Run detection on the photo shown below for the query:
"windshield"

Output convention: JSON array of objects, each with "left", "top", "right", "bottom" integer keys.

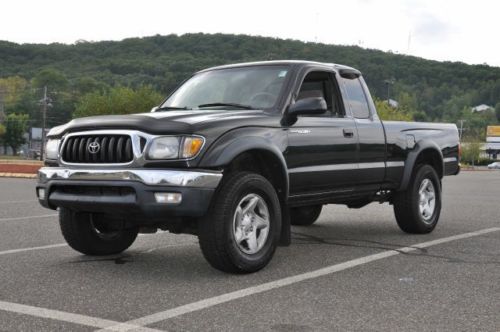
[{"left": 160, "top": 65, "right": 289, "bottom": 110}]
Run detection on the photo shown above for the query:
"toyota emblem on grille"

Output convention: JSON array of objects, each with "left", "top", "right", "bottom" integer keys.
[{"left": 88, "top": 141, "right": 100, "bottom": 154}]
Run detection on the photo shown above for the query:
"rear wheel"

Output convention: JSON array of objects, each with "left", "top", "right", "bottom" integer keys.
[
  {"left": 198, "top": 172, "right": 281, "bottom": 273},
  {"left": 59, "top": 208, "right": 138, "bottom": 255},
  {"left": 393, "top": 164, "right": 442, "bottom": 234},
  {"left": 290, "top": 205, "right": 323, "bottom": 226}
]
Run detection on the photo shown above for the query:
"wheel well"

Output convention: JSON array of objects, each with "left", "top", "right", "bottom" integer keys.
[
  {"left": 415, "top": 148, "right": 443, "bottom": 178},
  {"left": 224, "top": 150, "right": 288, "bottom": 202}
]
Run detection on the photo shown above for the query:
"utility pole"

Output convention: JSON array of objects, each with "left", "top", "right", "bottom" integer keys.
[
  {"left": 39, "top": 86, "right": 52, "bottom": 160},
  {"left": 458, "top": 119, "right": 466, "bottom": 141},
  {"left": 384, "top": 78, "right": 395, "bottom": 103}
]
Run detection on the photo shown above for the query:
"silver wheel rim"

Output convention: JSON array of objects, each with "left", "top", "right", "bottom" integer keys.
[
  {"left": 232, "top": 193, "right": 270, "bottom": 255},
  {"left": 418, "top": 178, "right": 436, "bottom": 223}
]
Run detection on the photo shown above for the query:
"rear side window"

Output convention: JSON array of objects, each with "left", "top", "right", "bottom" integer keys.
[{"left": 342, "top": 78, "right": 370, "bottom": 119}]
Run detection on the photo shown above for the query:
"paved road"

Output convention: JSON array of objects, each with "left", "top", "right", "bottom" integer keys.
[{"left": 0, "top": 171, "right": 498, "bottom": 331}]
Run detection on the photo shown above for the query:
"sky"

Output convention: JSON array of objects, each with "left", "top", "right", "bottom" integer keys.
[{"left": 1, "top": 0, "right": 499, "bottom": 67}]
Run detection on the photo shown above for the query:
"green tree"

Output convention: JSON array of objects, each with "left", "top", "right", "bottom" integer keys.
[
  {"left": 495, "top": 102, "right": 500, "bottom": 123},
  {"left": 458, "top": 106, "right": 497, "bottom": 141},
  {"left": 0, "top": 123, "right": 5, "bottom": 154},
  {"left": 32, "top": 68, "right": 68, "bottom": 90},
  {"left": 0, "top": 76, "right": 28, "bottom": 105},
  {"left": 461, "top": 141, "right": 482, "bottom": 165},
  {"left": 374, "top": 99, "right": 413, "bottom": 121},
  {"left": 3, "top": 113, "right": 29, "bottom": 155},
  {"left": 74, "top": 86, "right": 163, "bottom": 118}
]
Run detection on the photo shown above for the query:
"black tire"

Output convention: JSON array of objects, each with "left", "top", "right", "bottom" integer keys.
[
  {"left": 393, "top": 164, "right": 442, "bottom": 234},
  {"left": 59, "top": 208, "right": 138, "bottom": 255},
  {"left": 198, "top": 172, "right": 281, "bottom": 273},
  {"left": 290, "top": 205, "right": 323, "bottom": 226}
]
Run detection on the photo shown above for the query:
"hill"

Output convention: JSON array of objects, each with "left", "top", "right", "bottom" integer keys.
[{"left": 0, "top": 33, "right": 499, "bottom": 134}]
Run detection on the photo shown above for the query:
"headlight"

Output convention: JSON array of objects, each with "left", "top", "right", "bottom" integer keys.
[
  {"left": 45, "top": 139, "right": 60, "bottom": 160},
  {"left": 147, "top": 136, "right": 204, "bottom": 160}
]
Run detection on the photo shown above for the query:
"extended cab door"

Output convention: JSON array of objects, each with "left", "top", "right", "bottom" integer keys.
[
  {"left": 285, "top": 69, "right": 359, "bottom": 199},
  {"left": 339, "top": 75, "right": 386, "bottom": 190}
]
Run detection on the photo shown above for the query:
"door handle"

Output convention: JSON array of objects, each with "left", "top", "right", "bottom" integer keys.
[{"left": 343, "top": 128, "right": 354, "bottom": 138}]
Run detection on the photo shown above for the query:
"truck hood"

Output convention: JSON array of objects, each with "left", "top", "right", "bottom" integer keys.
[{"left": 48, "top": 109, "right": 275, "bottom": 137}]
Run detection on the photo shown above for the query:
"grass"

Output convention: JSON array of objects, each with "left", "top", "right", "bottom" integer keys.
[{"left": 0, "top": 155, "right": 23, "bottom": 160}]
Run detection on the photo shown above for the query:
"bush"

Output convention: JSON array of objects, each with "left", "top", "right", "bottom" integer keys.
[{"left": 74, "top": 86, "right": 163, "bottom": 118}]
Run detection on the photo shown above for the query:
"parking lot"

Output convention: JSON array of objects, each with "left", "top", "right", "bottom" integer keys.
[{"left": 0, "top": 171, "right": 499, "bottom": 331}]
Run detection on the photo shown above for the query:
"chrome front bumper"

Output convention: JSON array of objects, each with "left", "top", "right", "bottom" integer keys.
[
  {"left": 38, "top": 167, "right": 223, "bottom": 188},
  {"left": 36, "top": 167, "right": 223, "bottom": 216}
]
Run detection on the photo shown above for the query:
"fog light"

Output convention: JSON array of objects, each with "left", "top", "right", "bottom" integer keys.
[
  {"left": 154, "top": 192, "right": 182, "bottom": 204},
  {"left": 37, "top": 188, "right": 46, "bottom": 200}
]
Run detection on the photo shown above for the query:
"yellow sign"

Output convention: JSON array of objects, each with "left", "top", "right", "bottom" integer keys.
[{"left": 487, "top": 126, "right": 500, "bottom": 137}]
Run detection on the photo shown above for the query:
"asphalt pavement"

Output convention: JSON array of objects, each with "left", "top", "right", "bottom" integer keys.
[{"left": 0, "top": 171, "right": 498, "bottom": 331}]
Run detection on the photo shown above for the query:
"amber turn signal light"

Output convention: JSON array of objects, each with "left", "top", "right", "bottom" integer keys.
[{"left": 182, "top": 137, "right": 204, "bottom": 158}]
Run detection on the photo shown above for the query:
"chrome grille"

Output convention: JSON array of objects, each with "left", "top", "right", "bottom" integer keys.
[{"left": 61, "top": 135, "right": 133, "bottom": 164}]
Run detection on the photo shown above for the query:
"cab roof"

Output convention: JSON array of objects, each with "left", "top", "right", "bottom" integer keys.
[{"left": 198, "top": 60, "right": 361, "bottom": 76}]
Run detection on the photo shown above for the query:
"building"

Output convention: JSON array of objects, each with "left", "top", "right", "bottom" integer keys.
[
  {"left": 484, "top": 126, "right": 500, "bottom": 159},
  {"left": 471, "top": 104, "right": 493, "bottom": 113}
]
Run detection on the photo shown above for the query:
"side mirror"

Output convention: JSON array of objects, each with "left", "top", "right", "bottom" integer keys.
[
  {"left": 287, "top": 97, "right": 327, "bottom": 117},
  {"left": 150, "top": 106, "right": 159, "bottom": 112}
]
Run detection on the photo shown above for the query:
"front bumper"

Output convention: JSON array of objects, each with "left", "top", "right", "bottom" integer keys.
[{"left": 36, "top": 167, "right": 222, "bottom": 217}]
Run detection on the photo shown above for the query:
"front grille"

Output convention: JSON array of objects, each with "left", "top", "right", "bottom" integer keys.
[{"left": 61, "top": 135, "right": 133, "bottom": 164}]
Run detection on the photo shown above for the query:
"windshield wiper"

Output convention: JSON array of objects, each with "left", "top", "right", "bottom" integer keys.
[
  {"left": 155, "top": 106, "right": 191, "bottom": 111},
  {"left": 197, "top": 103, "right": 255, "bottom": 110}
]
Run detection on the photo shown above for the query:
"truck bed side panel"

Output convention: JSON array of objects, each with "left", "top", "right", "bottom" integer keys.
[{"left": 383, "top": 121, "right": 460, "bottom": 188}]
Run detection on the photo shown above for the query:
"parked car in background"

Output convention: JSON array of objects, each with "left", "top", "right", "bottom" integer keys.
[{"left": 487, "top": 161, "right": 500, "bottom": 169}]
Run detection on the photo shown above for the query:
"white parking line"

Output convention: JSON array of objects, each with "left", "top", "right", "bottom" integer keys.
[
  {"left": 0, "top": 243, "right": 67, "bottom": 257},
  {"left": 0, "top": 300, "right": 163, "bottom": 332},
  {"left": 0, "top": 214, "right": 57, "bottom": 222},
  {"left": 100, "top": 227, "right": 500, "bottom": 331}
]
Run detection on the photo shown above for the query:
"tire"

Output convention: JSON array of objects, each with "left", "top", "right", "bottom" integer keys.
[
  {"left": 198, "top": 172, "right": 281, "bottom": 273},
  {"left": 290, "top": 205, "right": 323, "bottom": 226},
  {"left": 59, "top": 208, "right": 138, "bottom": 255},
  {"left": 393, "top": 164, "right": 442, "bottom": 234}
]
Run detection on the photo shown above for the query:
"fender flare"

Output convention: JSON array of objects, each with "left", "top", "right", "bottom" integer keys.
[
  {"left": 399, "top": 139, "right": 443, "bottom": 191},
  {"left": 200, "top": 135, "right": 290, "bottom": 200}
]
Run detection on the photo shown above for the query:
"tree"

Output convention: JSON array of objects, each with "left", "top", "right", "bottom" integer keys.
[
  {"left": 461, "top": 141, "right": 481, "bottom": 166},
  {"left": 3, "top": 113, "right": 29, "bottom": 155},
  {"left": 0, "top": 76, "right": 28, "bottom": 105},
  {"left": 0, "top": 123, "right": 4, "bottom": 154},
  {"left": 495, "top": 102, "right": 500, "bottom": 123},
  {"left": 32, "top": 68, "right": 68, "bottom": 90},
  {"left": 374, "top": 99, "right": 413, "bottom": 121},
  {"left": 74, "top": 86, "right": 163, "bottom": 118}
]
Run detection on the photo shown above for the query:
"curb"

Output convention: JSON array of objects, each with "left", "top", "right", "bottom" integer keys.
[
  {"left": 0, "top": 160, "right": 44, "bottom": 166},
  {"left": 0, "top": 172, "right": 37, "bottom": 179}
]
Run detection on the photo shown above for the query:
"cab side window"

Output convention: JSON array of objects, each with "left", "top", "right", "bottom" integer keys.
[
  {"left": 296, "top": 71, "right": 343, "bottom": 117},
  {"left": 342, "top": 78, "right": 371, "bottom": 119}
]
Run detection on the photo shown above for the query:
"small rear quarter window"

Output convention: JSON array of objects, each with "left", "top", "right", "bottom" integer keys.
[{"left": 342, "top": 78, "right": 371, "bottom": 119}]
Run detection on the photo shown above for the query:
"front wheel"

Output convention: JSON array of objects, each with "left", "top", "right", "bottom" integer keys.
[
  {"left": 393, "top": 164, "right": 442, "bottom": 234},
  {"left": 59, "top": 208, "right": 138, "bottom": 255},
  {"left": 198, "top": 172, "right": 281, "bottom": 273}
]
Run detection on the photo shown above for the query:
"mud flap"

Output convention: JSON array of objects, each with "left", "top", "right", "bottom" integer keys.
[{"left": 279, "top": 204, "right": 291, "bottom": 246}]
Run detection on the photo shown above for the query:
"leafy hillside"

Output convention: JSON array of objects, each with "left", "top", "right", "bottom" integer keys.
[{"left": 1, "top": 33, "right": 499, "bottom": 134}]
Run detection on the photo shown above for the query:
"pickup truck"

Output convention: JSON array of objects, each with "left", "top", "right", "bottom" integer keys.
[{"left": 36, "top": 61, "right": 460, "bottom": 273}]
